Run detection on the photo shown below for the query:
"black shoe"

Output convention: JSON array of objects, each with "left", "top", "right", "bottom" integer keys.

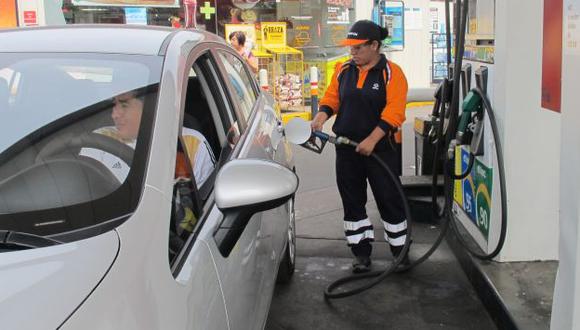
[
  {"left": 390, "top": 244, "right": 411, "bottom": 267},
  {"left": 352, "top": 256, "right": 372, "bottom": 274}
]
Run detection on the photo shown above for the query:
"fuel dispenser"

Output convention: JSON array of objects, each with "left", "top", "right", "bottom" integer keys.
[{"left": 447, "top": 65, "right": 507, "bottom": 260}]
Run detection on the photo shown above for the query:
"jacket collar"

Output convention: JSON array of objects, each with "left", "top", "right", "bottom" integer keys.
[{"left": 348, "top": 54, "right": 387, "bottom": 71}]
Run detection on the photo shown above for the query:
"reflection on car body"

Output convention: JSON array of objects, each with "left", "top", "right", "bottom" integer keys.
[{"left": 0, "top": 25, "right": 297, "bottom": 330}]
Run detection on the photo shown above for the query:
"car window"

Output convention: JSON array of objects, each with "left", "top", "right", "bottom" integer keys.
[
  {"left": 216, "top": 51, "right": 257, "bottom": 122},
  {"left": 0, "top": 53, "right": 162, "bottom": 243}
]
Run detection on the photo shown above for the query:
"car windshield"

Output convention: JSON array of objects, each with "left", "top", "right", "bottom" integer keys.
[{"left": 0, "top": 53, "right": 162, "bottom": 244}]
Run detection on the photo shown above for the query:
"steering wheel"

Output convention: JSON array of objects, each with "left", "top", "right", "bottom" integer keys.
[{"left": 36, "top": 132, "right": 135, "bottom": 165}]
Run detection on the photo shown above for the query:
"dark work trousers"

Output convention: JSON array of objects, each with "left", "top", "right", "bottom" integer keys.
[{"left": 336, "top": 144, "right": 407, "bottom": 257}]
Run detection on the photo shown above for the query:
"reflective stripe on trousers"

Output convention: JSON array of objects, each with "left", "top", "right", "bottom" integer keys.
[
  {"left": 344, "top": 218, "right": 374, "bottom": 245},
  {"left": 383, "top": 219, "right": 407, "bottom": 246}
]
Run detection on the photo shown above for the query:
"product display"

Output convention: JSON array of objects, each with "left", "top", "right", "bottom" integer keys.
[
  {"left": 264, "top": 44, "right": 304, "bottom": 111},
  {"left": 275, "top": 73, "right": 303, "bottom": 109}
]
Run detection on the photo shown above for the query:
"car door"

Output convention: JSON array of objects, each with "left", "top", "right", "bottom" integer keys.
[
  {"left": 209, "top": 46, "right": 289, "bottom": 329},
  {"left": 170, "top": 45, "right": 274, "bottom": 330}
]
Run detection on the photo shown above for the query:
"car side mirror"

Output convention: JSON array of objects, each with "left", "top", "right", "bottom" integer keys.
[{"left": 213, "top": 159, "right": 298, "bottom": 257}]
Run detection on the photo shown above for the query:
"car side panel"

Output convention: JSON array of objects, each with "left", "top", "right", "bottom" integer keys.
[
  {"left": 251, "top": 96, "right": 295, "bottom": 327},
  {"left": 208, "top": 98, "right": 290, "bottom": 330},
  {"left": 204, "top": 210, "right": 267, "bottom": 330},
  {"left": 261, "top": 93, "right": 295, "bottom": 263},
  {"left": 0, "top": 231, "right": 119, "bottom": 330},
  {"left": 60, "top": 187, "right": 228, "bottom": 330}
]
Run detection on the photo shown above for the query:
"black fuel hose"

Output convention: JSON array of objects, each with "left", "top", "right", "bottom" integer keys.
[
  {"left": 431, "top": 79, "right": 451, "bottom": 218},
  {"left": 448, "top": 152, "right": 475, "bottom": 180}
]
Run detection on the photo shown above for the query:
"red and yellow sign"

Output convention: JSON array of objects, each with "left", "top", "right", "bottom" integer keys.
[{"left": 0, "top": 0, "right": 18, "bottom": 28}]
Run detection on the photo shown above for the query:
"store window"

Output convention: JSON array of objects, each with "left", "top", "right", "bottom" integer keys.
[
  {"left": 62, "top": 0, "right": 182, "bottom": 26},
  {"left": 216, "top": 1, "right": 276, "bottom": 37}
]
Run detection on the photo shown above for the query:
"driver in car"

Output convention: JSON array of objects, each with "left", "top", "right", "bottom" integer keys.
[{"left": 80, "top": 90, "right": 215, "bottom": 186}]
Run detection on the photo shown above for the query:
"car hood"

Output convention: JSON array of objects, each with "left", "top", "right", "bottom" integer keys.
[{"left": 0, "top": 230, "right": 120, "bottom": 329}]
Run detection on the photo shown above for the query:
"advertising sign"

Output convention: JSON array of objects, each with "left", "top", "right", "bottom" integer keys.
[
  {"left": 292, "top": 24, "right": 313, "bottom": 47},
  {"left": 124, "top": 7, "right": 147, "bottom": 25},
  {"left": 460, "top": 149, "right": 477, "bottom": 222},
  {"left": 72, "top": 0, "right": 179, "bottom": 7},
  {"left": 541, "top": 0, "right": 563, "bottom": 112},
  {"left": 384, "top": 1, "right": 405, "bottom": 50},
  {"left": 23, "top": 11, "right": 37, "bottom": 25},
  {"left": 261, "top": 22, "right": 286, "bottom": 48},
  {"left": 474, "top": 159, "right": 493, "bottom": 240},
  {"left": 405, "top": 7, "right": 423, "bottom": 30},
  {"left": 327, "top": 5, "right": 350, "bottom": 25},
  {"left": 453, "top": 146, "right": 493, "bottom": 241},
  {"left": 16, "top": 0, "right": 45, "bottom": 26},
  {"left": 453, "top": 147, "right": 464, "bottom": 206},
  {"left": 0, "top": 0, "right": 18, "bottom": 28}
]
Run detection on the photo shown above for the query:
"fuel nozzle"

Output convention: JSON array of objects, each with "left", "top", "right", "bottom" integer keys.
[
  {"left": 284, "top": 118, "right": 359, "bottom": 153},
  {"left": 284, "top": 118, "right": 329, "bottom": 154},
  {"left": 427, "top": 78, "right": 452, "bottom": 143},
  {"left": 313, "top": 131, "right": 358, "bottom": 147},
  {"left": 335, "top": 136, "right": 358, "bottom": 147},
  {"left": 301, "top": 130, "right": 329, "bottom": 154},
  {"left": 309, "top": 131, "right": 358, "bottom": 150},
  {"left": 457, "top": 91, "right": 483, "bottom": 145},
  {"left": 448, "top": 90, "right": 485, "bottom": 160}
]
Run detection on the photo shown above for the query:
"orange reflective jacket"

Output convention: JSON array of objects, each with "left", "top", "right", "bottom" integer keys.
[{"left": 319, "top": 55, "right": 408, "bottom": 143}]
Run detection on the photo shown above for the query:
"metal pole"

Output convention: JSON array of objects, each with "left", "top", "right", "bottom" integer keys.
[
  {"left": 310, "top": 66, "right": 319, "bottom": 118},
  {"left": 445, "top": 0, "right": 452, "bottom": 75},
  {"left": 259, "top": 69, "right": 269, "bottom": 92}
]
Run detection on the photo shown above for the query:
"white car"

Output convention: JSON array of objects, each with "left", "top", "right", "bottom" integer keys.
[{"left": 0, "top": 25, "right": 297, "bottom": 330}]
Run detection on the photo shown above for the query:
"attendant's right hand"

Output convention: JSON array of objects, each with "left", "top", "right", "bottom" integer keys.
[{"left": 310, "top": 112, "right": 329, "bottom": 132}]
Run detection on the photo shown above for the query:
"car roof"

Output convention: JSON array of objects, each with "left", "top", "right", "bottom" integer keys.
[{"left": 0, "top": 25, "right": 224, "bottom": 55}]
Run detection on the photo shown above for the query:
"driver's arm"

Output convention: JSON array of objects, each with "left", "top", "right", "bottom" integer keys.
[
  {"left": 181, "top": 128, "right": 216, "bottom": 187},
  {"left": 79, "top": 127, "right": 132, "bottom": 183}
]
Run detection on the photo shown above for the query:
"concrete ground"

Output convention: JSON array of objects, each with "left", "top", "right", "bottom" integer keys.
[
  {"left": 482, "top": 260, "right": 556, "bottom": 329},
  {"left": 265, "top": 133, "right": 496, "bottom": 330}
]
